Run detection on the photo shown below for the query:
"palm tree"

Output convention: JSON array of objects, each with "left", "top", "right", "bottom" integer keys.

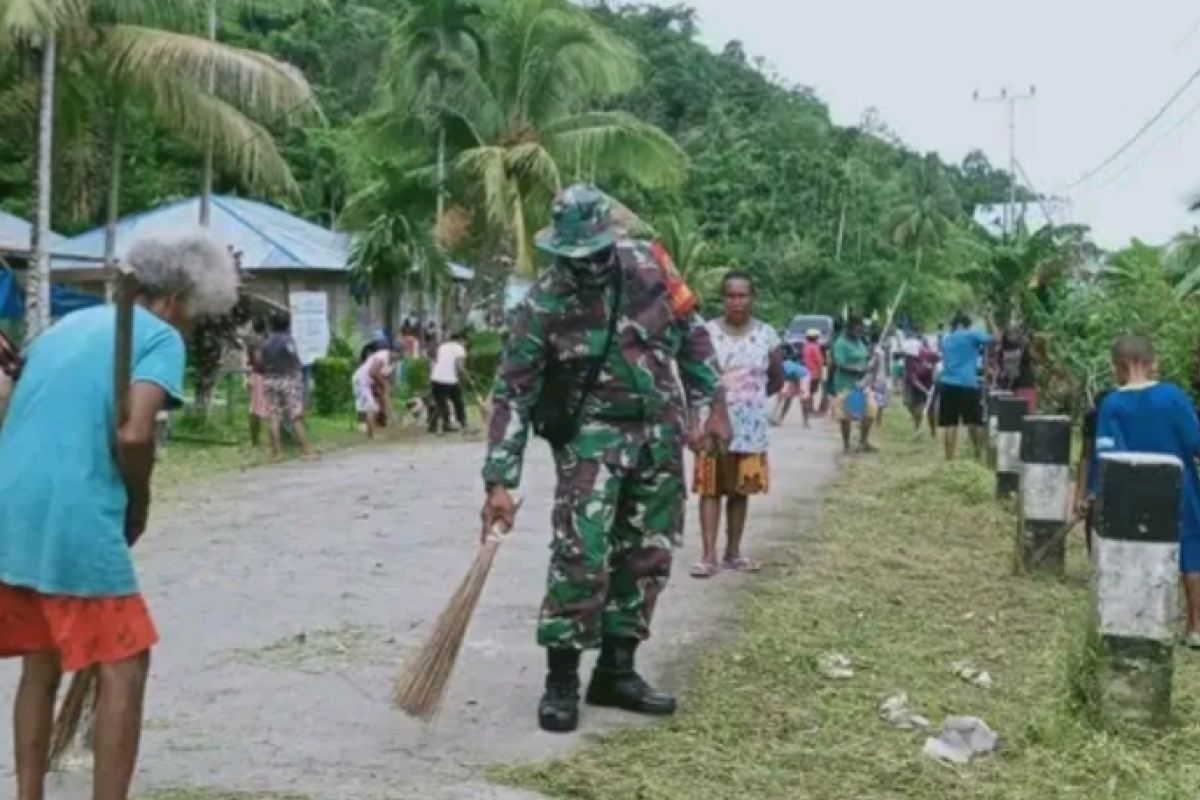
[
  {"left": 1168, "top": 227, "right": 1200, "bottom": 299},
  {"left": 96, "top": 21, "right": 318, "bottom": 275},
  {"left": 655, "top": 214, "right": 726, "bottom": 299},
  {"left": 438, "top": 0, "right": 687, "bottom": 273},
  {"left": 342, "top": 155, "right": 448, "bottom": 332},
  {"left": 883, "top": 154, "right": 960, "bottom": 276},
  {"left": 1, "top": 0, "right": 76, "bottom": 339},
  {"left": 379, "top": 0, "right": 487, "bottom": 224}
]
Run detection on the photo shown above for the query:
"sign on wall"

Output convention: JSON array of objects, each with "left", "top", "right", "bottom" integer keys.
[{"left": 288, "top": 291, "right": 330, "bottom": 366}]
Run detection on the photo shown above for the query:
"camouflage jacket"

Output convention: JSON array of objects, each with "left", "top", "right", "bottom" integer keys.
[{"left": 482, "top": 241, "right": 721, "bottom": 489}]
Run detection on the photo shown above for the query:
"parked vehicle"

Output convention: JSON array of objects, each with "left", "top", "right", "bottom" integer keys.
[{"left": 783, "top": 314, "right": 835, "bottom": 348}]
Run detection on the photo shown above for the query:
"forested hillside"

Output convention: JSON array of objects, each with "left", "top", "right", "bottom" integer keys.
[{"left": 0, "top": 0, "right": 1033, "bottom": 328}]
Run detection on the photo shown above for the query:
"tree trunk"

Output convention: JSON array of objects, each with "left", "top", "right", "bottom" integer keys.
[
  {"left": 436, "top": 125, "right": 446, "bottom": 230},
  {"left": 199, "top": 0, "right": 217, "bottom": 227},
  {"left": 103, "top": 105, "right": 124, "bottom": 303},
  {"left": 25, "top": 32, "right": 56, "bottom": 344},
  {"left": 915, "top": 244, "right": 923, "bottom": 276},
  {"left": 835, "top": 198, "right": 847, "bottom": 262}
]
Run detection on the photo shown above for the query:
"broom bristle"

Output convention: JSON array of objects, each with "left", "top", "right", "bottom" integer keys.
[
  {"left": 49, "top": 666, "right": 99, "bottom": 769},
  {"left": 394, "top": 539, "right": 501, "bottom": 719}
]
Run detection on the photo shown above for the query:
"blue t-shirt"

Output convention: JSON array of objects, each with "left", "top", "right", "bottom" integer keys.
[
  {"left": 1097, "top": 382, "right": 1200, "bottom": 541},
  {"left": 0, "top": 306, "right": 185, "bottom": 596},
  {"left": 939, "top": 329, "right": 993, "bottom": 388}
]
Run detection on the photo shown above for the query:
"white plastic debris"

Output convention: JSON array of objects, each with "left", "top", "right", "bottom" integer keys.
[
  {"left": 951, "top": 661, "right": 995, "bottom": 689},
  {"left": 923, "top": 716, "right": 998, "bottom": 765},
  {"left": 879, "top": 692, "right": 930, "bottom": 730},
  {"left": 818, "top": 652, "right": 855, "bottom": 679}
]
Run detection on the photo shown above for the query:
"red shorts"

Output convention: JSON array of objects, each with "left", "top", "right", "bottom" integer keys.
[{"left": 0, "top": 583, "right": 158, "bottom": 672}]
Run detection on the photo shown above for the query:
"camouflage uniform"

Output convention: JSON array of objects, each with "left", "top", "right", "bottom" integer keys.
[{"left": 483, "top": 239, "right": 721, "bottom": 650}]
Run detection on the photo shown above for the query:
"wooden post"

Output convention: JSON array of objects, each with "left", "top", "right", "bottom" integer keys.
[
  {"left": 986, "top": 390, "right": 1012, "bottom": 470},
  {"left": 1093, "top": 452, "right": 1182, "bottom": 728},
  {"left": 1018, "top": 415, "right": 1071, "bottom": 574},
  {"left": 113, "top": 265, "right": 137, "bottom": 425},
  {"left": 994, "top": 396, "right": 1025, "bottom": 500}
]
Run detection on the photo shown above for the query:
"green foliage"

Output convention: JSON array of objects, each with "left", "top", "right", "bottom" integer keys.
[
  {"left": 310, "top": 356, "right": 354, "bottom": 416},
  {"left": 464, "top": 328, "right": 501, "bottom": 395},
  {"left": 326, "top": 315, "right": 359, "bottom": 359},
  {"left": 1033, "top": 241, "right": 1200, "bottom": 413},
  {"left": 402, "top": 355, "right": 431, "bottom": 397}
]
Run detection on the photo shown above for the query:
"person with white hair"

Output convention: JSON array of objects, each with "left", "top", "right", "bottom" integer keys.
[{"left": 0, "top": 233, "right": 238, "bottom": 800}]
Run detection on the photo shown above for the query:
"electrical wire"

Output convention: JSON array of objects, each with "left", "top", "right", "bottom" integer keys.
[
  {"left": 1061, "top": 61, "right": 1200, "bottom": 191},
  {"left": 1083, "top": 91, "right": 1200, "bottom": 194}
]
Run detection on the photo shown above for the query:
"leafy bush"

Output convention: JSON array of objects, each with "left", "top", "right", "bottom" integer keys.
[
  {"left": 403, "top": 357, "right": 431, "bottom": 398},
  {"left": 465, "top": 330, "right": 504, "bottom": 396},
  {"left": 311, "top": 357, "right": 354, "bottom": 416},
  {"left": 327, "top": 314, "right": 362, "bottom": 360}
]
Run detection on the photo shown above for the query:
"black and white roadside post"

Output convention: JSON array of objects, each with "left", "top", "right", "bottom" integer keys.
[
  {"left": 1093, "top": 453, "right": 1182, "bottom": 727},
  {"left": 986, "top": 390, "right": 1012, "bottom": 470},
  {"left": 994, "top": 396, "right": 1026, "bottom": 500},
  {"left": 1018, "top": 415, "right": 1072, "bottom": 574}
]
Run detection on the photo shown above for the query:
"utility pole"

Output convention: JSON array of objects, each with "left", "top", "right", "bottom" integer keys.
[{"left": 973, "top": 86, "right": 1036, "bottom": 238}]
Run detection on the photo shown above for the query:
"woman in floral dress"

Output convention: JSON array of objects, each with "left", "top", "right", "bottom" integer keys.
[{"left": 691, "top": 271, "right": 784, "bottom": 578}]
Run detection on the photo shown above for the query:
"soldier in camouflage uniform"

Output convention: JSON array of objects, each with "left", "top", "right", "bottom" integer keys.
[{"left": 481, "top": 184, "right": 728, "bottom": 733}]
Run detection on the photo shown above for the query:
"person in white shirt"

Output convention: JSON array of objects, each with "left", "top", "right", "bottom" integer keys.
[{"left": 430, "top": 331, "right": 468, "bottom": 433}]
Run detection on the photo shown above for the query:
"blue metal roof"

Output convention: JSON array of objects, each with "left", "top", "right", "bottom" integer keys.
[
  {"left": 51, "top": 195, "right": 350, "bottom": 272},
  {"left": 0, "top": 209, "right": 64, "bottom": 252}
]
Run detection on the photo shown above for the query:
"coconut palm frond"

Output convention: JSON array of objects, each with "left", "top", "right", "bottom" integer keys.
[
  {"left": 105, "top": 24, "right": 319, "bottom": 121},
  {"left": 145, "top": 76, "right": 298, "bottom": 194},
  {"left": 0, "top": 0, "right": 86, "bottom": 40},
  {"left": 547, "top": 111, "right": 687, "bottom": 189}
]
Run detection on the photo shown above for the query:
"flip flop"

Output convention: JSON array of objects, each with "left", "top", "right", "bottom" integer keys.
[
  {"left": 722, "top": 556, "right": 761, "bottom": 573},
  {"left": 689, "top": 561, "right": 719, "bottom": 579}
]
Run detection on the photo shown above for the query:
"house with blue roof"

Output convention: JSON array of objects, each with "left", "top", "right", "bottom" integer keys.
[{"left": 50, "top": 194, "right": 475, "bottom": 338}]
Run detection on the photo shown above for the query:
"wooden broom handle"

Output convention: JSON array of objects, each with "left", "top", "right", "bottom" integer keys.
[{"left": 113, "top": 265, "right": 138, "bottom": 427}]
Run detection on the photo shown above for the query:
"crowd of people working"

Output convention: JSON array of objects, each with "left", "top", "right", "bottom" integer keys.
[{"left": 240, "top": 313, "right": 473, "bottom": 453}]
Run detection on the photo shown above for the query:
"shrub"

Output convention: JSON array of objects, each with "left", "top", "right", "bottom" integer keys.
[
  {"left": 466, "top": 330, "right": 504, "bottom": 397},
  {"left": 403, "top": 357, "right": 432, "bottom": 398},
  {"left": 312, "top": 357, "right": 354, "bottom": 416}
]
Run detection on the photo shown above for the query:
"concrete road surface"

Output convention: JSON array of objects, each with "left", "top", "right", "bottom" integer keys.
[{"left": 0, "top": 417, "right": 839, "bottom": 800}]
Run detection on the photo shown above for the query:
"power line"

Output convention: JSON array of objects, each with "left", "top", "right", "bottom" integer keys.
[
  {"left": 1083, "top": 90, "right": 1200, "bottom": 194},
  {"left": 1013, "top": 159, "right": 1060, "bottom": 227},
  {"left": 1177, "top": 13, "right": 1200, "bottom": 51},
  {"left": 1062, "top": 61, "right": 1200, "bottom": 191}
]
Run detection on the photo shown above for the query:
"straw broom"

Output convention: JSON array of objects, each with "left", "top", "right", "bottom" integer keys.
[
  {"left": 48, "top": 265, "right": 138, "bottom": 769},
  {"left": 393, "top": 501, "right": 520, "bottom": 720}
]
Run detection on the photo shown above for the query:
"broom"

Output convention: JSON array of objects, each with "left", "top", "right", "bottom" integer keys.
[
  {"left": 48, "top": 264, "right": 139, "bottom": 770},
  {"left": 393, "top": 499, "right": 521, "bottom": 720}
]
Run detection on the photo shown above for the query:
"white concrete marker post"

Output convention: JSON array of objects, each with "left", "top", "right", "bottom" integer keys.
[
  {"left": 1093, "top": 452, "right": 1182, "bottom": 728},
  {"left": 1018, "top": 415, "right": 1071, "bottom": 574},
  {"left": 994, "top": 396, "right": 1026, "bottom": 500},
  {"left": 986, "top": 390, "right": 1012, "bottom": 470}
]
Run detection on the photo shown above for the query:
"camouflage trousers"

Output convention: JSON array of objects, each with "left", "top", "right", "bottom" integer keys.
[{"left": 538, "top": 435, "right": 685, "bottom": 650}]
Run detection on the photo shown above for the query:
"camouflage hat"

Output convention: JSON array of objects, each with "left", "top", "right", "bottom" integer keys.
[{"left": 535, "top": 183, "right": 617, "bottom": 259}]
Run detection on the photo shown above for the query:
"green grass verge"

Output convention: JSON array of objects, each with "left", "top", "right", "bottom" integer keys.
[{"left": 493, "top": 421, "right": 1200, "bottom": 799}]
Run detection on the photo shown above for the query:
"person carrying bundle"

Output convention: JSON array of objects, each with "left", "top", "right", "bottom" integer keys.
[
  {"left": 480, "top": 184, "right": 729, "bottom": 734},
  {"left": 0, "top": 235, "right": 240, "bottom": 800}
]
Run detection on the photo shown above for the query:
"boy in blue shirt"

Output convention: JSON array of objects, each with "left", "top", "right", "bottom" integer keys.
[
  {"left": 1096, "top": 335, "right": 1200, "bottom": 647},
  {"left": 937, "top": 312, "right": 994, "bottom": 460}
]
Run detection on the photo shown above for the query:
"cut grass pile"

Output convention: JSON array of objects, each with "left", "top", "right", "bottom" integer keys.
[
  {"left": 495, "top": 422, "right": 1200, "bottom": 799},
  {"left": 231, "top": 624, "right": 393, "bottom": 670}
]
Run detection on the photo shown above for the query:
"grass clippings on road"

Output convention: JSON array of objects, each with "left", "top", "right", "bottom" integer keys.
[
  {"left": 139, "top": 790, "right": 309, "bottom": 800},
  {"left": 232, "top": 624, "right": 394, "bottom": 670},
  {"left": 494, "top": 421, "right": 1200, "bottom": 799}
]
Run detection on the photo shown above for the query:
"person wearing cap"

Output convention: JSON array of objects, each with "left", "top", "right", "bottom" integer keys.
[
  {"left": 480, "top": 183, "right": 729, "bottom": 733},
  {"left": 801, "top": 328, "right": 824, "bottom": 427}
]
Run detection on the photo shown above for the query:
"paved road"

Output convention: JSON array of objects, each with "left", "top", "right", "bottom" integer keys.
[{"left": 0, "top": 417, "right": 839, "bottom": 800}]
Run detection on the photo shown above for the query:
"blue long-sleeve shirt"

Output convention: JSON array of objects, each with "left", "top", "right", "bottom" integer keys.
[{"left": 1096, "top": 382, "right": 1200, "bottom": 540}]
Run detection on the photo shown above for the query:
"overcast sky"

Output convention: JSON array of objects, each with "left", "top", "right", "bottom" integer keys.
[{"left": 651, "top": 0, "right": 1200, "bottom": 249}]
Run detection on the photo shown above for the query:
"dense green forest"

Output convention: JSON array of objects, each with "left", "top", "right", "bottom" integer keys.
[{"left": 6, "top": 0, "right": 1200, "bottom": 407}]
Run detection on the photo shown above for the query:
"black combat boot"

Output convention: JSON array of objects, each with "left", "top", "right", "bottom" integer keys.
[
  {"left": 539, "top": 648, "right": 581, "bottom": 733},
  {"left": 585, "top": 636, "right": 676, "bottom": 716}
]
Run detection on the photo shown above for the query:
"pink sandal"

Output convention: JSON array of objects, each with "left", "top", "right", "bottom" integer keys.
[{"left": 689, "top": 561, "right": 719, "bottom": 579}]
